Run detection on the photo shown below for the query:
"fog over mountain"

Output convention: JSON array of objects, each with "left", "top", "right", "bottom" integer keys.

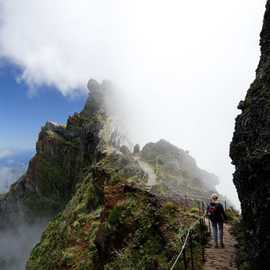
[
  {"left": 0, "top": 80, "right": 227, "bottom": 270},
  {"left": 0, "top": 149, "right": 33, "bottom": 193},
  {"left": 0, "top": 0, "right": 267, "bottom": 206}
]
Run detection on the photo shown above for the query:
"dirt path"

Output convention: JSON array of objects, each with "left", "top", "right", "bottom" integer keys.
[
  {"left": 134, "top": 156, "right": 157, "bottom": 187},
  {"left": 203, "top": 223, "right": 237, "bottom": 270}
]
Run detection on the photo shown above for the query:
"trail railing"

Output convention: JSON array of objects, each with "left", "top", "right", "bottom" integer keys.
[{"left": 170, "top": 216, "right": 208, "bottom": 270}]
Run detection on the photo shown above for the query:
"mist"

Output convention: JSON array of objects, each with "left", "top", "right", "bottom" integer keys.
[
  {"left": 0, "top": 0, "right": 267, "bottom": 206},
  {"left": 0, "top": 167, "right": 19, "bottom": 193},
  {"left": 0, "top": 222, "right": 47, "bottom": 270},
  {"left": 0, "top": 149, "right": 32, "bottom": 193},
  {"left": 0, "top": 147, "right": 44, "bottom": 269}
]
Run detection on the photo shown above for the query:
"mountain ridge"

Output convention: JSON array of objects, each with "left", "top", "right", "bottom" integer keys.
[{"left": 0, "top": 80, "right": 220, "bottom": 269}]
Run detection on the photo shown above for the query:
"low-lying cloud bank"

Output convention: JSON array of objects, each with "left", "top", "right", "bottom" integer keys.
[
  {"left": 0, "top": 149, "right": 33, "bottom": 193},
  {"left": 0, "top": 221, "right": 47, "bottom": 270},
  {"left": 0, "top": 167, "right": 20, "bottom": 193}
]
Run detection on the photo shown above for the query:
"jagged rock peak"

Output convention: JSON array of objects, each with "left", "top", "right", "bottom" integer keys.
[
  {"left": 42, "top": 121, "right": 65, "bottom": 133},
  {"left": 0, "top": 79, "right": 111, "bottom": 229},
  {"left": 82, "top": 79, "right": 114, "bottom": 117}
]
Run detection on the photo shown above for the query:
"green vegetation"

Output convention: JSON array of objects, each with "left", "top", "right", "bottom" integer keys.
[
  {"left": 232, "top": 220, "right": 253, "bottom": 270},
  {"left": 4, "top": 84, "right": 214, "bottom": 269},
  {"left": 27, "top": 175, "right": 102, "bottom": 270},
  {"left": 190, "top": 207, "right": 200, "bottom": 215},
  {"left": 140, "top": 140, "right": 218, "bottom": 202},
  {"left": 172, "top": 221, "right": 208, "bottom": 270},
  {"left": 225, "top": 207, "right": 240, "bottom": 223},
  {"left": 27, "top": 154, "right": 209, "bottom": 270}
]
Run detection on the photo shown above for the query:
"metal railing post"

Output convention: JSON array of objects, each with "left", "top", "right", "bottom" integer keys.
[
  {"left": 170, "top": 210, "right": 208, "bottom": 270},
  {"left": 208, "top": 219, "right": 211, "bottom": 233},
  {"left": 202, "top": 201, "right": 205, "bottom": 215},
  {"left": 200, "top": 219, "right": 206, "bottom": 262},
  {"left": 183, "top": 249, "right": 188, "bottom": 270},
  {"left": 189, "top": 232, "right": 195, "bottom": 270}
]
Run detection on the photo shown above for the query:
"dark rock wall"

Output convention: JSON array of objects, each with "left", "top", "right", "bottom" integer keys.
[{"left": 230, "top": 1, "right": 270, "bottom": 268}]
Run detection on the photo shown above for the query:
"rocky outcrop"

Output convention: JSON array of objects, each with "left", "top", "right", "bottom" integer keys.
[
  {"left": 0, "top": 80, "right": 110, "bottom": 269},
  {"left": 141, "top": 139, "right": 219, "bottom": 202},
  {"left": 26, "top": 146, "right": 206, "bottom": 269},
  {"left": 25, "top": 104, "right": 208, "bottom": 270},
  {"left": 24, "top": 88, "right": 215, "bottom": 269},
  {"left": 0, "top": 79, "right": 107, "bottom": 228},
  {"left": 0, "top": 79, "right": 219, "bottom": 269},
  {"left": 230, "top": 1, "right": 270, "bottom": 269}
]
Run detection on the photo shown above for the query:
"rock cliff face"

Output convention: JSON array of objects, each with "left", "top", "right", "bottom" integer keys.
[
  {"left": 230, "top": 1, "right": 270, "bottom": 269},
  {"left": 0, "top": 79, "right": 218, "bottom": 269},
  {"left": 0, "top": 80, "right": 108, "bottom": 269},
  {"left": 25, "top": 85, "right": 212, "bottom": 269},
  {"left": 0, "top": 80, "right": 106, "bottom": 229}
]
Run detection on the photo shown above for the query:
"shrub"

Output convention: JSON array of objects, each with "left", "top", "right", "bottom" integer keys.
[
  {"left": 225, "top": 207, "right": 240, "bottom": 223},
  {"left": 163, "top": 201, "right": 178, "bottom": 212},
  {"left": 108, "top": 206, "right": 124, "bottom": 226},
  {"left": 190, "top": 207, "right": 200, "bottom": 214}
]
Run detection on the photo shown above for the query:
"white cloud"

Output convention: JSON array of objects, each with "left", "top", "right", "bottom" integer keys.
[
  {"left": 0, "top": 167, "right": 13, "bottom": 192},
  {"left": 0, "top": 166, "right": 23, "bottom": 193},
  {"left": 0, "top": 0, "right": 267, "bottom": 206},
  {"left": 0, "top": 149, "right": 14, "bottom": 159},
  {"left": 0, "top": 149, "right": 31, "bottom": 192}
]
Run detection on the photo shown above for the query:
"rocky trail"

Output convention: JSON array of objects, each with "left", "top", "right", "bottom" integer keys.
[
  {"left": 203, "top": 223, "right": 237, "bottom": 270},
  {"left": 134, "top": 156, "right": 157, "bottom": 187}
]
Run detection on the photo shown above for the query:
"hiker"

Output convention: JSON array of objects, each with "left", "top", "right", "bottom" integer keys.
[{"left": 207, "top": 193, "right": 227, "bottom": 248}]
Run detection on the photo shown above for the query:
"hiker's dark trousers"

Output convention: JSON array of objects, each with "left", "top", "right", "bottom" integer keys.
[{"left": 211, "top": 221, "right": 223, "bottom": 244}]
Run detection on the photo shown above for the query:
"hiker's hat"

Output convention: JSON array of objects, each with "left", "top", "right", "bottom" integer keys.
[{"left": 211, "top": 193, "right": 219, "bottom": 201}]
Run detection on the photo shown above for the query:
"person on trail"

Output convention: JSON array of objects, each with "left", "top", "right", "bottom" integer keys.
[{"left": 207, "top": 193, "right": 227, "bottom": 248}]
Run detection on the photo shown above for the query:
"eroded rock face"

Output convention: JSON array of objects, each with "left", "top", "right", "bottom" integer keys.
[
  {"left": 230, "top": 1, "right": 270, "bottom": 268},
  {"left": 0, "top": 78, "right": 219, "bottom": 269},
  {"left": 26, "top": 149, "right": 201, "bottom": 270},
  {"left": 0, "top": 79, "right": 107, "bottom": 228},
  {"left": 0, "top": 80, "right": 109, "bottom": 269},
  {"left": 25, "top": 94, "right": 213, "bottom": 269}
]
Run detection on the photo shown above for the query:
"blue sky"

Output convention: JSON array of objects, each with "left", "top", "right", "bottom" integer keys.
[
  {"left": 0, "top": 62, "right": 86, "bottom": 151},
  {"left": 0, "top": 0, "right": 266, "bottom": 206}
]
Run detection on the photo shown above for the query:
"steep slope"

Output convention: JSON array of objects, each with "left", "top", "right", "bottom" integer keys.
[
  {"left": 0, "top": 79, "right": 219, "bottom": 269},
  {"left": 25, "top": 87, "right": 210, "bottom": 269},
  {"left": 0, "top": 79, "right": 106, "bottom": 227},
  {"left": 0, "top": 79, "right": 107, "bottom": 269},
  {"left": 27, "top": 150, "right": 199, "bottom": 270},
  {"left": 230, "top": 1, "right": 270, "bottom": 269}
]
